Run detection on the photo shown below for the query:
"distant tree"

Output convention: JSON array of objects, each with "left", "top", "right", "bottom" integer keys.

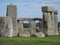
[
  {"left": 58, "top": 22, "right": 60, "bottom": 27},
  {"left": 23, "top": 23, "right": 29, "bottom": 28}
]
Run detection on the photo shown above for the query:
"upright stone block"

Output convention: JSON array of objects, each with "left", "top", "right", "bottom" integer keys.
[
  {"left": 0, "top": 17, "right": 5, "bottom": 36},
  {"left": 29, "top": 20, "right": 36, "bottom": 36},
  {"left": 17, "top": 20, "right": 24, "bottom": 36},
  {"left": 6, "top": 4, "right": 17, "bottom": 36},
  {"left": 54, "top": 10, "right": 59, "bottom": 35},
  {"left": 4, "top": 16, "right": 13, "bottom": 37}
]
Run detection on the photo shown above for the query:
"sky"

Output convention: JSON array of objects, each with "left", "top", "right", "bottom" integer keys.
[{"left": 0, "top": 0, "right": 60, "bottom": 21}]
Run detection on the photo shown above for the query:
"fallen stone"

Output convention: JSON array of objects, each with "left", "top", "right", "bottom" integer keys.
[{"left": 34, "top": 32, "right": 45, "bottom": 38}]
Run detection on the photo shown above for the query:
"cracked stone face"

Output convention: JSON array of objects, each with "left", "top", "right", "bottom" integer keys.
[{"left": 0, "top": 17, "right": 5, "bottom": 36}]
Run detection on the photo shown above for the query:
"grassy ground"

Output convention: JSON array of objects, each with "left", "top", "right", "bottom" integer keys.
[{"left": 0, "top": 36, "right": 60, "bottom": 45}]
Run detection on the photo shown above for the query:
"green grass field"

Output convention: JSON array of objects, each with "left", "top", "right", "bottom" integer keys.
[{"left": 0, "top": 36, "right": 60, "bottom": 45}]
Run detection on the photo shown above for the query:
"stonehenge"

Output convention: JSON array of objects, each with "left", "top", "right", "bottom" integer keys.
[{"left": 0, "top": 4, "right": 59, "bottom": 37}]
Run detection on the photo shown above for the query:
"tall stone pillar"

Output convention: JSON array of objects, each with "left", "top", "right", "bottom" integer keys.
[
  {"left": 42, "top": 11, "right": 49, "bottom": 35},
  {"left": 54, "top": 10, "right": 59, "bottom": 35},
  {"left": 29, "top": 20, "right": 36, "bottom": 36},
  {"left": 6, "top": 4, "right": 17, "bottom": 36},
  {"left": 17, "top": 20, "right": 24, "bottom": 36},
  {"left": 42, "top": 11, "right": 53, "bottom": 35},
  {"left": 47, "top": 12, "right": 54, "bottom": 35},
  {"left": 42, "top": 6, "right": 58, "bottom": 35}
]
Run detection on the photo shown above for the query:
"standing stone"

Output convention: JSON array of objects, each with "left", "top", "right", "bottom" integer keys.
[
  {"left": 4, "top": 16, "right": 13, "bottom": 37},
  {"left": 42, "top": 11, "right": 48, "bottom": 35},
  {"left": 17, "top": 20, "right": 24, "bottom": 36},
  {"left": 42, "top": 6, "right": 59, "bottom": 35},
  {"left": 29, "top": 20, "right": 36, "bottom": 36},
  {"left": 54, "top": 10, "right": 59, "bottom": 35},
  {"left": 6, "top": 4, "right": 17, "bottom": 36},
  {"left": 47, "top": 11, "right": 54, "bottom": 35},
  {"left": 0, "top": 17, "right": 5, "bottom": 36}
]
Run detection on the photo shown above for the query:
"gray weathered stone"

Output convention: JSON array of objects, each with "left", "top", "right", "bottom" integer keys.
[
  {"left": 34, "top": 32, "right": 45, "bottom": 38},
  {"left": 42, "top": 6, "right": 59, "bottom": 35},
  {"left": 42, "top": 6, "right": 54, "bottom": 12},
  {"left": 29, "top": 20, "right": 36, "bottom": 36},
  {"left": 4, "top": 16, "right": 13, "bottom": 37},
  {"left": 54, "top": 10, "right": 59, "bottom": 35},
  {"left": 17, "top": 20, "right": 24, "bottom": 36},
  {"left": 6, "top": 4, "right": 18, "bottom": 36},
  {"left": 0, "top": 17, "right": 5, "bottom": 36}
]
